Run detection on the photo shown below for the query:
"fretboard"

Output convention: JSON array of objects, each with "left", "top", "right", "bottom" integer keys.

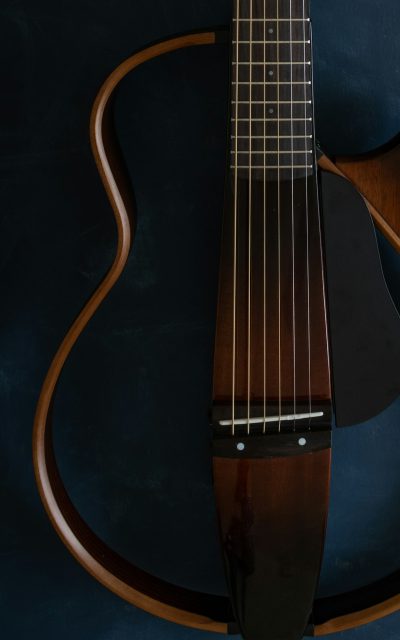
[{"left": 231, "top": 0, "right": 314, "bottom": 180}]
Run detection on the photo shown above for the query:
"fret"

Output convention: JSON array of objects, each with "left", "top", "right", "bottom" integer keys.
[
  {"left": 231, "top": 151, "right": 314, "bottom": 158},
  {"left": 234, "top": 0, "right": 310, "bottom": 19},
  {"left": 232, "top": 21, "right": 310, "bottom": 42},
  {"left": 231, "top": 139, "right": 314, "bottom": 168},
  {"left": 235, "top": 85, "right": 311, "bottom": 106},
  {"left": 234, "top": 100, "right": 311, "bottom": 103},
  {"left": 232, "top": 41, "right": 311, "bottom": 63},
  {"left": 232, "top": 135, "right": 313, "bottom": 137},
  {"left": 233, "top": 19, "right": 310, "bottom": 22},
  {"left": 231, "top": 136, "right": 314, "bottom": 153},
  {"left": 232, "top": 136, "right": 312, "bottom": 141},
  {"left": 233, "top": 121, "right": 313, "bottom": 138},
  {"left": 234, "top": 101, "right": 311, "bottom": 104},
  {"left": 233, "top": 118, "right": 312, "bottom": 122},
  {"left": 231, "top": 148, "right": 313, "bottom": 164},
  {"left": 235, "top": 81, "right": 311, "bottom": 84},
  {"left": 233, "top": 66, "right": 311, "bottom": 83},
  {"left": 233, "top": 61, "right": 311, "bottom": 65},
  {"left": 231, "top": 165, "right": 313, "bottom": 169},
  {"left": 233, "top": 40, "right": 310, "bottom": 43},
  {"left": 229, "top": 166, "right": 314, "bottom": 181},
  {"left": 233, "top": 105, "right": 311, "bottom": 117},
  {"left": 230, "top": 0, "right": 314, "bottom": 181}
]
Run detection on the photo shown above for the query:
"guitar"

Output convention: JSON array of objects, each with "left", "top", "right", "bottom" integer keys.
[{"left": 33, "top": 2, "right": 400, "bottom": 639}]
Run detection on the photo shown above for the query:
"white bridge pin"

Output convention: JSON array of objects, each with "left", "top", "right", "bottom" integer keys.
[
  {"left": 237, "top": 442, "right": 245, "bottom": 451},
  {"left": 298, "top": 438, "right": 307, "bottom": 447}
]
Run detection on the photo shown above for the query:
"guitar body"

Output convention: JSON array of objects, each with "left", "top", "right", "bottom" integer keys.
[
  {"left": 32, "top": 20, "right": 400, "bottom": 640},
  {"left": 336, "top": 140, "right": 400, "bottom": 253}
]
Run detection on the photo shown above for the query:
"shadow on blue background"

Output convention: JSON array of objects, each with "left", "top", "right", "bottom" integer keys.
[{"left": 1, "top": 1, "right": 400, "bottom": 638}]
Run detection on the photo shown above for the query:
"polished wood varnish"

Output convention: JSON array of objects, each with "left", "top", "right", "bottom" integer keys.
[{"left": 213, "top": 444, "right": 331, "bottom": 639}]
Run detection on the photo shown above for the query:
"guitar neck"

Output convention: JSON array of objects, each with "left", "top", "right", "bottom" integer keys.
[{"left": 231, "top": 0, "right": 314, "bottom": 181}]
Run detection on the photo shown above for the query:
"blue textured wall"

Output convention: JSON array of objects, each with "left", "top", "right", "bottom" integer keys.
[{"left": 1, "top": 1, "right": 400, "bottom": 638}]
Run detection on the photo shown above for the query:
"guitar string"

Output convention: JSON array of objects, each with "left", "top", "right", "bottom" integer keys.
[
  {"left": 303, "top": 0, "right": 312, "bottom": 429},
  {"left": 232, "top": 0, "right": 240, "bottom": 437},
  {"left": 263, "top": 0, "right": 267, "bottom": 434},
  {"left": 277, "top": 0, "right": 282, "bottom": 432},
  {"left": 290, "top": 0, "right": 297, "bottom": 432},
  {"left": 247, "top": 0, "right": 254, "bottom": 436},
  {"left": 312, "top": 10, "right": 332, "bottom": 414}
]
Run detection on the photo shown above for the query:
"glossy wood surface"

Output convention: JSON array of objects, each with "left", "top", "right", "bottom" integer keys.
[
  {"left": 213, "top": 174, "right": 331, "bottom": 414},
  {"left": 32, "top": 31, "right": 400, "bottom": 638},
  {"left": 213, "top": 444, "right": 331, "bottom": 640},
  {"left": 336, "top": 144, "right": 400, "bottom": 252}
]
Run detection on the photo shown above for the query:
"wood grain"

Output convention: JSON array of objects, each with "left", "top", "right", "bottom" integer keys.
[
  {"left": 213, "top": 446, "right": 331, "bottom": 639},
  {"left": 319, "top": 148, "right": 400, "bottom": 252}
]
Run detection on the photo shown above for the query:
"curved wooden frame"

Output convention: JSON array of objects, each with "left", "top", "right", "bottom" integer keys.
[{"left": 33, "top": 30, "right": 400, "bottom": 637}]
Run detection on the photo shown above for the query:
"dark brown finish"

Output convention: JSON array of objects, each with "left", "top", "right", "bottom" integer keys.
[
  {"left": 213, "top": 3, "right": 333, "bottom": 634},
  {"left": 213, "top": 429, "right": 331, "bottom": 458},
  {"left": 230, "top": 0, "right": 313, "bottom": 181},
  {"left": 319, "top": 151, "right": 400, "bottom": 253},
  {"left": 213, "top": 175, "right": 331, "bottom": 412},
  {"left": 336, "top": 145, "right": 400, "bottom": 252},
  {"left": 32, "top": 30, "right": 400, "bottom": 638},
  {"left": 213, "top": 445, "right": 331, "bottom": 639}
]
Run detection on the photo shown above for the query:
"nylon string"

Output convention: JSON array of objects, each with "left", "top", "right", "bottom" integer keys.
[
  {"left": 290, "top": 0, "right": 297, "bottom": 432},
  {"left": 303, "top": 0, "right": 312, "bottom": 429},
  {"left": 247, "top": 0, "right": 254, "bottom": 436},
  {"left": 263, "top": 0, "right": 267, "bottom": 433},
  {"left": 232, "top": 0, "right": 240, "bottom": 437},
  {"left": 277, "top": 0, "right": 282, "bottom": 432}
]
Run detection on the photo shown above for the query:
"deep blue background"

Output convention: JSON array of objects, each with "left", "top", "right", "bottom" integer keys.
[{"left": 1, "top": 1, "right": 400, "bottom": 638}]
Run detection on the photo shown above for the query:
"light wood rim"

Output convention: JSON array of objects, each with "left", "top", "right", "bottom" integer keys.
[
  {"left": 33, "top": 30, "right": 231, "bottom": 635},
  {"left": 32, "top": 30, "right": 400, "bottom": 637},
  {"left": 318, "top": 154, "right": 400, "bottom": 252}
]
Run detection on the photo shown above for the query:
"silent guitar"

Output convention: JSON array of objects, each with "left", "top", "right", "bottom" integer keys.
[{"left": 33, "top": 1, "right": 400, "bottom": 639}]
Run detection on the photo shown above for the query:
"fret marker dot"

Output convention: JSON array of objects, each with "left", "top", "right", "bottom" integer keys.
[
  {"left": 298, "top": 438, "right": 307, "bottom": 447},
  {"left": 237, "top": 442, "right": 245, "bottom": 452},
  {"left": 268, "top": 70, "right": 274, "bottom": 76},
  {"left": 268, "top": 28, "right": 273, "bottom": 34},
  {"left": 269, "top": 108, "right": 274, "bottom": 114}
]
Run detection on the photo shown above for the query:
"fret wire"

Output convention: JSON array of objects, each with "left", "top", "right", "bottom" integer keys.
[
  {"left": 236, "top": 81, "right": 312, "bottom": 84},
  {"left": 232, "top": 135, "right": 313, "bottom": 138},
  {"left": 233, "top": 18, "right": 310, "bottom": 21},
  {"left": 233, "top": 40, "right": 310, "bottom": 44},
  {"left": 231, "top": 150, "right": 313, "bottom": 154},
  {"left": 233, "top": 61, "right": 311, "bottom": 65},
  {"left": 231, "top": 164, "right": 314, "bottom": 171},
  {"left": 233, "top": 117, "right": 312, "bottom": 121},
  {"left": 233, "top": 100, "right": 312, "bottom": 103}
]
